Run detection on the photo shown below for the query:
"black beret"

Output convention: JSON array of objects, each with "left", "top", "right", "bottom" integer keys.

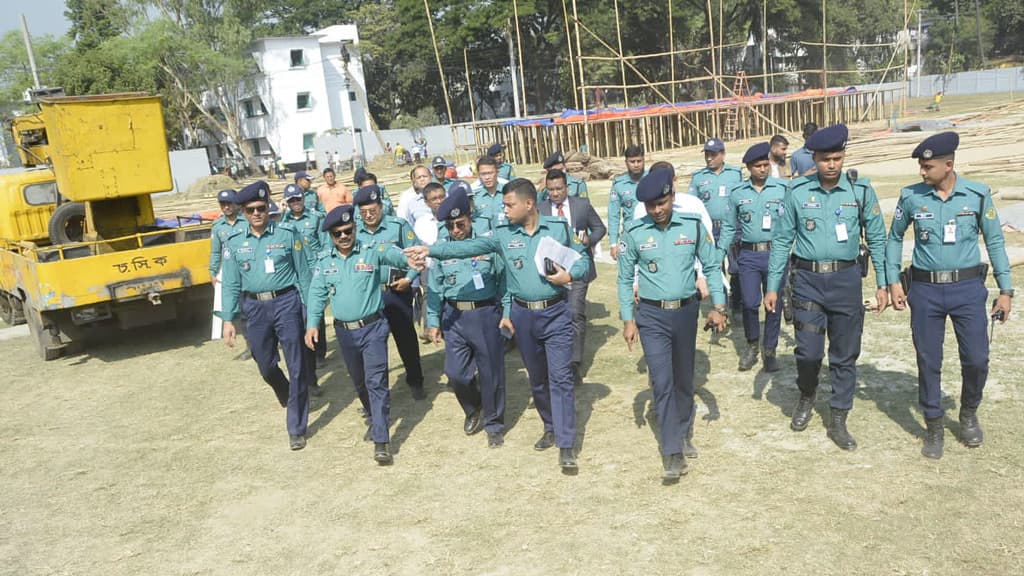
[
  {"left": 353, "top": 184, "right": 383, "bottom": 206},
  {"left": 636, "top": 170, "right": 674, "bottom": 202},
  {"left": 742, "top": 142, "right": 771, "bottom": 164},
  {"left": 543, "top": 151, "right": 565, "bottom": 169},
  {"left": 487, "top": 143, "right": 503, "bottom": 156},
  {"left": 438, "top": 188, "right": 471, "bottom": 221},
  {"left": 235, "top": 180, "right": 271, "bottom": 204},
  {"left": 912, "top": 131, "right": 959, "bottom": 159},
  {"left": 805, "top": 124, "right": 848, "bottom": 152},
  {"left": 322, "top": 204, "right": 356, "bottom": 231}
]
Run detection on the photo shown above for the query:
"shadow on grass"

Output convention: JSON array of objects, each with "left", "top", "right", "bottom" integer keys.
[
  {"left": 388, "top": 341, "right": 447, "bottom": 454},
  {"left": 631, "top": 349, "right": 718, "bottom": 451}
]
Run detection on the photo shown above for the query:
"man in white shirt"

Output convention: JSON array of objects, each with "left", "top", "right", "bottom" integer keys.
[{"left": 397, "top": 165, "right": 435, "bottom": 228}]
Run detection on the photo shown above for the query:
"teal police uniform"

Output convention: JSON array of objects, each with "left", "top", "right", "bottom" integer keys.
[
  {"left": 885, "top": 131, "right": 1013, "bottom": 456},
  {"left": 687, "top": 164, "right": 743, "bottom": 237},
  {"left": 427, "top": 210, "right": 590, "bottom": 469},
  {"left": 209, "top": 214, "right": 248, "bottom": 277},
  {"left": 617, "top": 170, "right": 726, "bottom": 474},
  {"left": 498, "top": 162, "right": 515, "bottom": 181},
  {"left": 427, "top": 191, "right": 507, "bottom": 443},
  {"left": 472, "top": 185, "right": 507, "bottom": 229},
  {"left": 282, "top": 204, "right": 328, "bottom": 364},
  {"left": 766, "top": 124, "right": 887, "bottom": 451},
  {"left": 608, "top": 170, "right": 646, "bottom": 245}
]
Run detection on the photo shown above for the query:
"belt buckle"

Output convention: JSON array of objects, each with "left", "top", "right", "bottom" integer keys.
[
  {"left": 820, "top": 261, "right": 833, "bottom": 273},
  {"left": 937, "top": 270, "right": 953, "bottom": 283},
  {"left": 256, "top": 292, "right": 274, "bottom": 301},
  {"left": 663, "top": 299, "right": 681, "bottom": 310}
]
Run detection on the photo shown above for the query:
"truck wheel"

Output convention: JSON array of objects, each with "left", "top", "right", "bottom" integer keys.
[
  {"left": 48, "top": 201, "right": 86, "bottom": 244},
  {"left": 1, "top": 294, "right": 26, "bottom": 326},
  {"left": 22, "top": 300, "right": 65, "bottom": 361}
]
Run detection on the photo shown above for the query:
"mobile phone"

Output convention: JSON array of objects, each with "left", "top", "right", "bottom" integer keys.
[
  {"left": 544, "top": 258, "right": 557, "bottom": 275},
  {"left": 500, "top": 325, "right": 514, "bottom": 339}
]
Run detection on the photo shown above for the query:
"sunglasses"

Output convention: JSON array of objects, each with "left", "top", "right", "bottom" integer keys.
[
  {"left": 244, "top": 205, "right": 268, "bottom": 214},
  {"left": 330, "top": 227, "right": 355, "bottom": 238},
  {"left": 444, "top": 219, "right": 470, "bottom": 231}
]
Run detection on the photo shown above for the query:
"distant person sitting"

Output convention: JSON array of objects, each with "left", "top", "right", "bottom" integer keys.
[{"left": 926, "top": 90, "right": 943, "bottom": 112}]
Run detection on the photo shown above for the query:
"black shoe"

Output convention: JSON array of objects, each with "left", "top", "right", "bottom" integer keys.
[
  {"left": 682, "top": 438, "right": 699, "bottom": 459},
  {"left": 534, "top": 431, "right": 555, "bottom": 451},
  {"left": 790, "top": 392, "right": 816, "bottom": 432},
  {"left": 959, "top": 408, "right": 984, "bottom": 447},
  {"left": 308, "top": 382, "right": 323, "bottom": 397},
  {"left": 374, "top": 442, "right": 393, "bottom": 465},
  {"left": 662, "top": 453, "right": 688, "bottom": 483},
  {"left": 463, "top": 410, "right": 483, "bottom": 435},
  {"left": 762, "top": 348, "right": 779, "bottom": 373},
  {"left": 827, "top": 408, "right": 858, "bottom": 451},
  {"left": 738, "top": 342, "right": 759, "bottom": 371},
  {"left": 410, "top": 385, "right": 427, "bottom": 401},
  {"left": 559, "top": 447, "right": 578, "bottom": 473},
  {"left": 487, "top": 432, "right": 504, "bottom": 448},
  {"left": 234, "top": 349, "right": 253, "bottom": 361},
  {"left": 922, "top": 417, "right": 944, "bottom": 459},
  {"left": 289, "top": 434, "right": 306, "bottom": 451}
]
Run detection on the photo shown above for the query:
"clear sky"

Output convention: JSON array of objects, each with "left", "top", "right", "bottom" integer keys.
[{"left": 0, "top": 1, "right": 72, "bottom": 40}]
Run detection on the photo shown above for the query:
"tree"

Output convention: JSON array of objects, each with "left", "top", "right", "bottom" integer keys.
[{"left": 0, "top": 31, "right": 71, "bottom": 114}]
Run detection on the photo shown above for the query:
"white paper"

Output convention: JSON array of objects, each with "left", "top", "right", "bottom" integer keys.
[
  {"left": 211, "top": 271, "right": 223, "bottom": 340},
  {"left": 534, "top": 236, "right": 582, "bottom": 277}
]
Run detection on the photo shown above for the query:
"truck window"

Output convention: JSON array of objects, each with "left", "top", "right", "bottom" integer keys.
[{"left": 24, "top": 181, "right": 58, "bottom": 206}]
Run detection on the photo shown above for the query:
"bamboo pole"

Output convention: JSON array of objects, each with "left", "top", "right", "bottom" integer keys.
[
  {"left": 463, "top": 48, "right": 477, "bottom": 128},
  {"left": 423, "top": 0, "right": 456, "bottom": 159},
  {"left": 668, "top": 0, "right": 675, "bottom": 103},
  {"left": 614, "top": 0, "right": 629, "bottom": 108},
  {"left": 513, "top": 0, "right": 528, "bottom": 117},
  {"left": 821, "top": 0, "right": 828, "bottom": 124},
  {"left": 706, "top": 0, "right": 720, "bottom": 135},
  {"left": 561, "top": 0, "right": 579, "bottom": 109},
  {"left": 580, "top": 42, "right": 744, "bottom": 61},
  {"left": 571, "top": 0, "right": 589, "bottom": 149},
  {"left": 761, "top": 0, "right": 768, "bottom": 93}
]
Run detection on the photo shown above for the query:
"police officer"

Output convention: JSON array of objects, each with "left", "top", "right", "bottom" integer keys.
[
  {"left": 764, "top": 124, "right": 889, "bottom": 451},
  {"left": 886, "top": 132, "right": 1014, "bottom": 459},
  {"left": 608, "top": 145, "right": 646, "bottom": 261},
  {"left": 305, "top": 205, "right": 411, "bottom": 464},
  {"left": 282, "top": 183, "right": 329, "bottom": 377},
  {"left": 473, "top": 155, "right": 507, "bottom": 229},
  {"left": 539, "top": 151, "right": 588, "bottom": 202},
  {"left": 425, "top": 188, "right": 507, "bottom": 448},
  {"left": 718, "top": 142, "right": 788, "bottom": 372},
  {"left": 488, "top": 143, "right": 516, "bottom": 181},
  {"left": 293, "top": 170, "right": 323, "bottom": 213},
  {"left": 618, "top": 170, "right": 728, "bottom": 482},
  {"left": 355, "top": 184, "right": 427, "bottom": 400},
  {"left": 688, "top": 137, "right": 744, "bottom": 311},
  {"left": 354, "top": 171, "right": 395, "bottom": 217},
  {"left": 220, "top": 181, "right": 312, "bottom": 450},
  {"left": 209, "top": 189, "right": 245, "bottom": 279},
  {"left": 431, "top": 156, "right": 455, "bottom": 191},
  {"left": 406, "top": 178, "right": 591, "bottom": 473}
]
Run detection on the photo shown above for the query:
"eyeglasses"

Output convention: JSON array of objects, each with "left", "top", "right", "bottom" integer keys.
[
  {"left": 244, "top": 205, "right": 268, "bottom": 214},
  {"left": 330, "top": 227, "right": 355, "bottom": 238},
  {"left": 445, "top": 219, "right": 470, "bottom": 231}
]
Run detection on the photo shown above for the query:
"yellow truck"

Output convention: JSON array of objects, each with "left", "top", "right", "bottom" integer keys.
[{"left": 0, "top": 93, "right": 213, "bottom": 360}]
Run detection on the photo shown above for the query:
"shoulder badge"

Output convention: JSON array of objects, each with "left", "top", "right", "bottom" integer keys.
[
  {"left": 985, "top": 208, "right": 996, "bottom": 220},
  {"left": 294, "top": 240, "right": 302, "bottom": 251}
]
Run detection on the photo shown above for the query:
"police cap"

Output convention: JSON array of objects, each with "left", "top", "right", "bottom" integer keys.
[
  {"left": 432, "top": 155, "right": 447, "bottom": 168},
  {"left": 912, "top": 131, "right": 959, "bottom": 159},
  {"left": 448, "top": 179, "right": 472, "bottom": 197},
  {"left": 636, "top": 170, "right": 674, "bottom": 203},
  {"left": 216, "top": 189, "right": 237, "bottom": 203},
  {"left": 543, "top": 151, "right": 565, "bottom": 169},
  {"left": 283, "top": 184, "right": 303, "bottom": 200},
  {"left": 487, "top": 143, "right": 503, "bottom": 156},
  {"left": 322, "top": 204, "right": 356, "bottom": 231},
  {"left": 235, "top": 180, "right": 271, "bottom": 205},
  {"left": 353, "top": 184, "right": 383, "bottom": 206},
  {"left": 703, "top": 137, "right": 725, "bottom": 152},
  {"left": 294, "top": 170, "right": 311, "bottom": 182},
  {"left": 805, "top": 124, "right": 848, "bottom": 152},
  {"left": 742, "top": 142, "right": 771, "bottom": 165},
  {"left": 438, "top": 188, "right": 471, "bottom": 221}
]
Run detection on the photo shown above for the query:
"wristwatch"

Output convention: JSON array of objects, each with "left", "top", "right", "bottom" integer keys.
[{"left": 999, "top": 289, "right": 1014, "bottom": 298}]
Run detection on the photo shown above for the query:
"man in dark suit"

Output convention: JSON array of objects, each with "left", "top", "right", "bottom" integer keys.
[{"left": 539, "top": 169, "right": 607, "bottom": 384}]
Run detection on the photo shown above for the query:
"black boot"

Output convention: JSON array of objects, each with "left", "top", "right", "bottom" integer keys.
[
  {"left": 958, "top": 407, "right": 984, "bottom": 447},
  {"left": 790, "top": 392, "right": 816, "bottom": 432},
  {"left": 922, "top": 417, "right": 944, "bottom": 459},
  {"left": 827, "top": 408, "right": 857, "bottom": 451},
  {"left": 374, "top": 442, "right": 393, "bottom": 465},
  {"left": 762, "top": 348, "right": 779, "bottom": 372},
  {"left": 661, "top": 452, "right": 688, "bottom": 483},
  {"left": 738, "top": 341, "right": 759, "bottom": 371}
]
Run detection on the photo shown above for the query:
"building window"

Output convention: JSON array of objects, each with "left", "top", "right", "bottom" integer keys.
[
  {"left": 349, "top": 91, "right": 357, "bottom": 102},
  {"left": 296, "top": 92, "right": 311, "bottom": 110},
  {"left": 302, "top": 133, "right": 315, "bottom": 151},
  {"left": 290, "top": 49, "right": 305, "bottom": 68},
  {"left": 243, "top": 98, "right": 267, "bottom": 118}
]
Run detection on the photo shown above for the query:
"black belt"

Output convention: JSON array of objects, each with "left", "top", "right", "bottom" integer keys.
[
  {"left": 446, "top": 297, "right": 497, "bottom": 311},
  {"left": 792, "top": 257, "right": 857, "bottom": 274},
  {"left": 243, "top": 285, "right": 296, "bottom": 301},
  {"left": 909, "top": 265, "right": 985, "bottom": 284},
  {"left": 334, "top": 311, "right": 382, "bottom": 330},
  {"left": 740, "top": 241, "right": 772, "bottom": 252},
  {"left": 639, "top": 295, "right": 699, "bottom": 310},
  {"left": 513, "top": 294, "right": 565, "bottom": 310}
]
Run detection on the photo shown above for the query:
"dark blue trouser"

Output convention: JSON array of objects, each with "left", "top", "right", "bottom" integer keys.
[
  {"left": 791, "top": 265, "right": 864, "bottom": 410},
  {"left": 738, "top": 249, "right": 784, "bottom": 349},
  {"left": 242, "top": 289, "right": 309, "bottom": 436},
  {"left": 442, "top": 303, "right": 506, "bottom": 433},
  {"left": 383, "top": 289, "right": 424, "bottom": 388},
  {"left": 907, "top": 277, "right": 988, "bottom": 419},
  {"left": 713, "top": 228, "right": 742, "bottom": 306},
  {"left": 510, "top": 299, "right": 576, "bottom": 448},
  {"left": 334, "top": 317, "right": 392, "bottom": 443},
  {"left": 636, "top": 299, "right": 698, "bottom": 456}
]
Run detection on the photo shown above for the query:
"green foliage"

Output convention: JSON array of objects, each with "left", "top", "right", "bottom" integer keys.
[
  {"left": 0, "top": 31, "right": 70, "bottom": 114},
  {"left": 390, "top": 105, "right": 438, "bottom": 130}
]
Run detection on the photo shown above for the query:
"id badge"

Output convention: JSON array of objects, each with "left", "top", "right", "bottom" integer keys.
[
  {"left": 264, "top": 258, "right": 276, "bottom": 274},
  {"left": 472, "top": 271, "right": 485, "bottom": 290},
  {"left": 944, "top": 221, "right": 957, "bottom": 244},
  {"left": 761, "top": 213, "right": 772, "bottom": 231},
  {"left": 835, "top": 222, "right": 849, "bottom": 242},
  {"left": 718, "top": 185, "right": 727, "bottom": 197}
]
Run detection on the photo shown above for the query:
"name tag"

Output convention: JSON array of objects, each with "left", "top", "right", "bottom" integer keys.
[
  {"left": 235, "top": 247, "right": 254, "bottom": 254},
  {"left": 472, "top": 272, "right": 485, "bottom": 290},
  {"left": 354, "top": 263, "right": 375, "bottom": 272},
  {"left": 835, "top": 222, "right": 849, "bottom": 242},
  {"left": 762, "top": 213, "right": 772, "bottom": 231},
  {"left": 264, "top": 258, "right": 276, "bottom": 274},
  {"left": 639, "top": 242, "right": 658, "bottom": 251},
  {"left": 737, "top": 198, "right": 753, "bottom": 205},
  {"left": 507, "top": 240, "right": 526, "bottom": 249},
  {"left": 718, "top": 185, "right": 727, "bottom": 197},
  {"left": 913, "top": 212, "right": 934, "bottom": 220},
  {"left": 944, "top": 221, "right": 957, "bottom": 244},
  {"left": 802, "top": 202, "right": 821, "bottom": 209}
]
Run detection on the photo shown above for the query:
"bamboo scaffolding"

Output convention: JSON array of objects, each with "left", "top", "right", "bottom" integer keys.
[
  {"left": 613, "top": 0, "right": 629, "bottom": 108},
  {"left": 513, "top": 0, "right": 528, "bottom": 116}
]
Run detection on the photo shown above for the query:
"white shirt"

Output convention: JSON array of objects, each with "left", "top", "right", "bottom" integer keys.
[
  {"left": 413, "top": 214, "right": 439, "bottom": 246},
  {"left": 471, "top": 177, "right": 509, "bottom": 191},
  {"left": 550, "top": 199, "right": 572, "bottom": 225},
  {"left": 397, "top": 186, "right": 431, "bottom": 228}
]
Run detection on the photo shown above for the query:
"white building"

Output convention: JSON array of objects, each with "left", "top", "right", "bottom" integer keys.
[{"left": 204, "top": 24, "right": 375, "bottom": 172}]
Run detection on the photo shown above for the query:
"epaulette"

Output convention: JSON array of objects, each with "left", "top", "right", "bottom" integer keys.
[
  {"left": 722, "top": 165, "right": 742, "bottom": 174},
  {"left": 787, "top": 175, "right": 815, "bottom": 193},
  {"left": 675, "top": 210, "right": 704, "bottom": 222},
  {"left": 624, "top": 218, "right": 648, "bottom": 233},
  {"left": 959, "top": 178, "right": 991, "bottom": 197},
  {"left": 315, "top": 249, "right": 332, "bottom": 262}
]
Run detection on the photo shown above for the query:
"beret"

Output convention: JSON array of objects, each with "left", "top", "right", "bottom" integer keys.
[
  {"left": 703, "top": 138, "right": 725, "bottom": 152},
  {"left": 487, "top": 143, "right": 503, "bottom": 156},
  {"left": 353, "top": 184, "right": 383, "bottom": 206},
  {"left": 912, "top": 131, "right": 959, "bottom": 159},
  {"left": 322, "top": 204, "right": 356, "bottom": 231},
  {"left": 438, "top": 188, "right": 471, "bottom": 221},
  {"left": 805, "top": 124, "right": 848, "bottom": 152},
  {"left": 235, "top": 180, "right": 271, "bottom": 204},
  {"left": 742, "top": 142, "right": 771, "bottom": 164},
  {"left": 636, "top": 170, "right": 674, "bottom": 202},
  {"left": 216, "top": 189, "right": 237, "bottom": 203},
  {"left": 543, "top": 151, "right": 565, "bottom": 169}
]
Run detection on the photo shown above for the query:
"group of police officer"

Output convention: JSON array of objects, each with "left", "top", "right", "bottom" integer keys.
[{"left": 210, "top": 127, "right": 1013, "bottom": 481}]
